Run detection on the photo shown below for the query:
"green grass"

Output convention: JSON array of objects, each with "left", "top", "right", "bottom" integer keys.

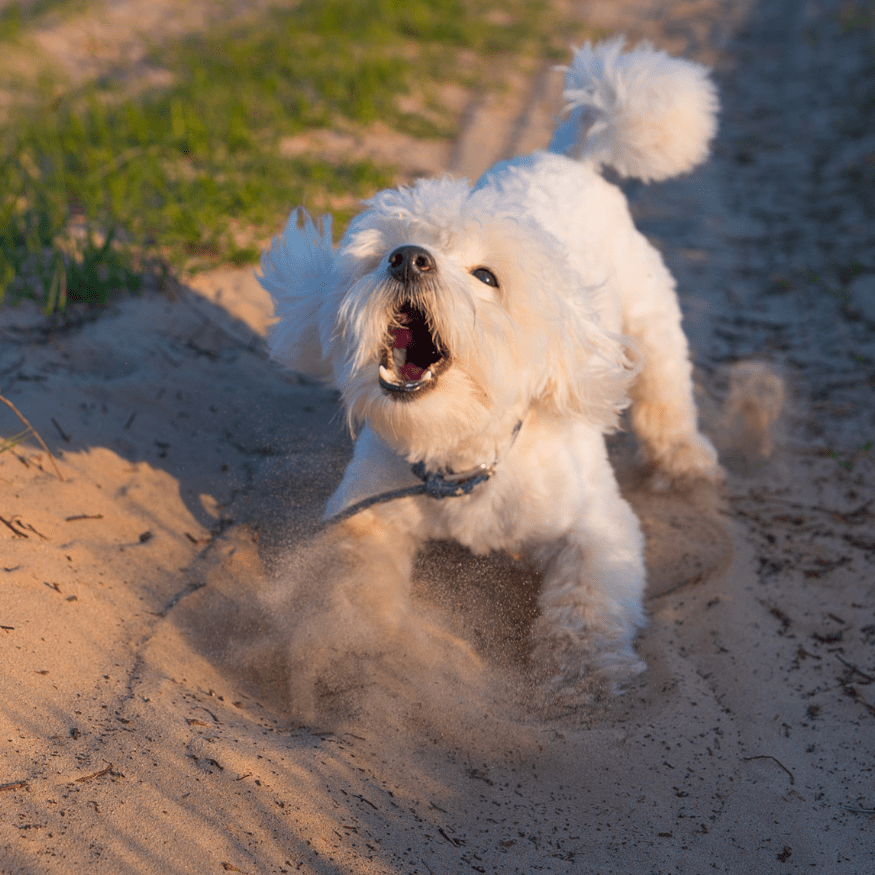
[
  {"left": 0, "top": 0, "right": 591, "bottom": 313},
  {"left": 0, "top": 0, "right": 86, "bottom": 40},
  {"left": 0, "top": 427, "right": 31, "bottom": 455}
]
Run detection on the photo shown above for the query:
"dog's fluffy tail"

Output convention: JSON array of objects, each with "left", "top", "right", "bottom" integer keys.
[{"left": 549, "top": 37, "right": 718, "bottom": 182}]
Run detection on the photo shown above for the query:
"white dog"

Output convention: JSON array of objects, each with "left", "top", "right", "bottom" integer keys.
[{"left": 259, "top": 39, "right": 721, "bottom": 697}]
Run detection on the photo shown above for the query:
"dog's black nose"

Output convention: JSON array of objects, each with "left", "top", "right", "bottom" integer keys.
[{"left": 387, "top": 245, "right": 435, "bottom": 283}]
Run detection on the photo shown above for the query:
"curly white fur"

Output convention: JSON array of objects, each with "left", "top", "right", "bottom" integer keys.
[
  {"left": 550, "top": 36, "right": 719, "bottom": 181},
  {"left": 259, "top": 209, "right": 336, "bottom": 381},
  {"left": 260, "top": 40, "right": 721, "bottom": 700}
]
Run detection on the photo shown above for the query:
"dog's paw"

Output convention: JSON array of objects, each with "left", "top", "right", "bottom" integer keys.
[
  {"left": 531, "top": 625, "right": 646, "bottom": 702},
  {"left": 646, "top": 432, "right": 724, "bottom": 491}
]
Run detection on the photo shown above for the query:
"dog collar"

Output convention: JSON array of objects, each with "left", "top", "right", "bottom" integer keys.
[
  {"left": 409, "top": 460, "right": 495, "bottom": 499},
  {"left": 409, "top": 418, "right": 523, "bottom": 498},
  {"left": 325, "top": 419, "right": 523, "bottom": 526}
]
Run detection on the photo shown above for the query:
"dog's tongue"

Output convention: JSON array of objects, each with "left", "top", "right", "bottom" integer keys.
[
  {"left": 392, "top": 331, "right": 424, "bottom": 380},
  {"left": 399, "top": 362, "right": 424, "bottom": 381},
  {"left": 391, "top": 326, "right": 412, "bottom": 350},
  {"left": 390, "top": 315, "right": 424, "bottom": 381}
]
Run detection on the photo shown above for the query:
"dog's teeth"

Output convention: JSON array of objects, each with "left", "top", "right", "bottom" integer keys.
[
  {"left": 423, "top": 369, "right": 433, "bottom": 381},
  {"left": 379, "top": 364, "right": 399, "bottom": 384}
]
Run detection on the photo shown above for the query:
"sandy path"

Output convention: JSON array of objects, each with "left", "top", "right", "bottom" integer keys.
[{"left": 2, "top": 1, "right": 875, "bottom": 873}]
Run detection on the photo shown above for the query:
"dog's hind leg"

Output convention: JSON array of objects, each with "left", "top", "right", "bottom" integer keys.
[
  {"left": 620, "top": 237, "right": 721, "bottom": 488},
  {"left": 530, "top": 487, "right": 647, "bottom": 695}
]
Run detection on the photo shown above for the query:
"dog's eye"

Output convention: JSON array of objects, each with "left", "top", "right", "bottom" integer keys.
[{"left": 471, "top": 268, "right": 499, "bottom": 288}]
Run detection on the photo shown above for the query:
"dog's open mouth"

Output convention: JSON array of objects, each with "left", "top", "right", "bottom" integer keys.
[{"left": 378, "top": 301, "right": 448, "bottom": 396}]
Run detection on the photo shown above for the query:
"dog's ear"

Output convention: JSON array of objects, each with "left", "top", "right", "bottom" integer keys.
[
  {"left": 259, "top": 209, "right": 336, "bottom": 383},
  {"left": 480, "top": 224, "right": 642, "bottom": 428},
  {"left": 495, "top": 254, "right": 641, "bottom": 427},
  {"left": 537, "top": 307, "right": 642, "bottom": 429}
]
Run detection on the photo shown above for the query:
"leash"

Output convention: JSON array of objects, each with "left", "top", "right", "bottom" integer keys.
[{"left": 324, "top": 419, "right": 523, "bottom": 527}]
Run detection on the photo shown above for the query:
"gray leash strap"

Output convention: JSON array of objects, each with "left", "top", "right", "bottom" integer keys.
[{"left": 323, "top": 463, "right": 493, "bottom": 527}]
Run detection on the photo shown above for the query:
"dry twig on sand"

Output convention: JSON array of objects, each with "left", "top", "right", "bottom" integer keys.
[
  {"left": 0, "top": 393, "right": 64, "bottom": 481},
  {"left": 73, "top": 763, "right": 114, "bottom": 784},
  {"left": 742, "top": 755, "right": 795, "bottom": 785}
]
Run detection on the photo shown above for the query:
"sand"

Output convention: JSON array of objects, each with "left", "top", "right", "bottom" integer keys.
[{"left": 2, "top": 1, "right": 874, "bottom": 873}]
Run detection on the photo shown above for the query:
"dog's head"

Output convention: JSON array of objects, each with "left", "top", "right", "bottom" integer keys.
[{"left": 261, "top": 177, "right": 638, "bottom": 465}]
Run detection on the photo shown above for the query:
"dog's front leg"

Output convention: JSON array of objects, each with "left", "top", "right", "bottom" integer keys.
[
  {"left": 316, "top": 427, "right": 426, "bottom": 642},
  {"left": 531, "top": 493, "right": 647, "bottom": 695},
  {"left": 285, "top": 503, "right": 422, "bottom": 720},
  {"left": 328, "top": 506, "right": 422, "bottom": 636}
]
